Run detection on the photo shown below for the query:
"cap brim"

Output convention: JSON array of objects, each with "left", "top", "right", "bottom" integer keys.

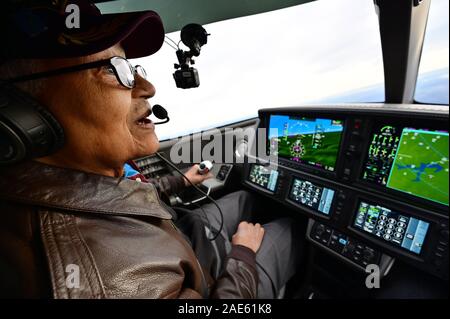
[
  {"left": 93, "top": 10, "right": 166, "bottom": 59},
  {"left": 117, "top": 11, "right": 166, "bottom": 59}
]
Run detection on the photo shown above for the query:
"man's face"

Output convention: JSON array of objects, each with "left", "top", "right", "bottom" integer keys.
[{"left": 37, "top": 44, "right": 159, "bottom": 175}]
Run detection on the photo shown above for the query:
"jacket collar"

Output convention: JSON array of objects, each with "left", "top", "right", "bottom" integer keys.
[{"left": 0, "top": 161, "right": 172, "bottom": 219}]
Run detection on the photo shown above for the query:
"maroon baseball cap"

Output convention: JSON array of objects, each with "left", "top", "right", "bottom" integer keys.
[{"left": 0, "top": 0, "right": 165, "bottom": 59}]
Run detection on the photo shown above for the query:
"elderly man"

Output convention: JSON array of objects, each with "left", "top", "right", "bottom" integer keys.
[{"left": 0, "top": 0, "right": 300, "bottom": 298}]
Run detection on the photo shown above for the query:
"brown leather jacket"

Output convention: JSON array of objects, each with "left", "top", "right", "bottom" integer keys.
[{"left": 0, "top": 161, "right": 258, "bottom": 298}]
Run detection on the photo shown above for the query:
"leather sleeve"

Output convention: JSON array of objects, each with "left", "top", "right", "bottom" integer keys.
[
  {"left": 126, "top": 159, "right": 185, "bottom": 197},
  {"left": 147, "top": 175, "right": 185, "bottom": 197},
  {"left": 210, "top": 245, "right": 258, "bottom": 299}
]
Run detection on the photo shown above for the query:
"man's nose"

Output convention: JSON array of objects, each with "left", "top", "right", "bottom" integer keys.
[{"left": 133, "top": 75, "right": 155, "bottom": 99}]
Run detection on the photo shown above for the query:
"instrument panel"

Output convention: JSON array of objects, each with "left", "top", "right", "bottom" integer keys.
[{"left": 243, "top": 104, "right": 449, "bottom": 279}]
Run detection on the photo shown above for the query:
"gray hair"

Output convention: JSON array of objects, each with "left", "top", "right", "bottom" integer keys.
[{"left": 0, "top": 59, "right": 47, "bottom": 96}]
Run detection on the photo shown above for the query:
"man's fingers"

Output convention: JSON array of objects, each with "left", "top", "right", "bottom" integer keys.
[
  {"left": 237, "top": 221, "right": 264, "bottom": 231},
  {"left": 232, "top": 220, "right": 265, "bottom": 253},
  {"left": 204, "top": 172, "right": 214, "bottom": 179},
  {"left": 239, "top": 221, "right": 249, "bottom": 227}
]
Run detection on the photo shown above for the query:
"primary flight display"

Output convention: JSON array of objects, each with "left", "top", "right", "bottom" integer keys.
[{"left": 268, "top": 115, "right": 344, "bottom": 172}]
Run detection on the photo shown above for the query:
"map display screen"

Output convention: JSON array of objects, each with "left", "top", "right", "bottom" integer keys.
[
  {"left": 268, "top": 115, "right": 344, "bottom": 171},
  {"left": 362, "top": 125, "right": 449, "bottom": 206}
]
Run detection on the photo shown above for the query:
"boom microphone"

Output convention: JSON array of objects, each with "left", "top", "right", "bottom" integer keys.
[{"left": 152, "top": 104, "right": 169, "bottom": 125}]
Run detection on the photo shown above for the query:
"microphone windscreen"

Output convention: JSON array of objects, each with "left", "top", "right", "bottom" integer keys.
[{"left": 152, "top": 104, "right": 168, "bottom": 119}]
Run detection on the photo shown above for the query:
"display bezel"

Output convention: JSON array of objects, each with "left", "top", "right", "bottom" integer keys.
[
  {"left": 265, "top": 113, "right": 347, "bottom": 176},
  {"left": 356, "top": 119, "right": 449, "bottom": 212}
]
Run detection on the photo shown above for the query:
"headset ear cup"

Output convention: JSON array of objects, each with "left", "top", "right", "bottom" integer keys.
[
  {"left": 33, "top": 101, "right": 65, "bottom": 152},
  {"left": 0, "top": 84, "right": 64, "bottom": 165},
  {"left": 0, "top": 120, "right": 27, "bottom": 163}
]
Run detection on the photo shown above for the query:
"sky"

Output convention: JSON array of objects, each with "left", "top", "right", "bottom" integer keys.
[
  {"left": 128, "top": 0, "right": 449, "bottom": 140},
  {"left": 268, "top": 115, "right": 343, "bottom": 138}
]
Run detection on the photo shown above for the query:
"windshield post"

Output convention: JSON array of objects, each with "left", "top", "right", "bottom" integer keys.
[{"left": 375, "top": 0, "right": 431, "bottom": 103}]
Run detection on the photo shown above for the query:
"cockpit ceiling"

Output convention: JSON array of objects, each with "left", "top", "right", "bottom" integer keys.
[{"left": 96, "top": 0, "right": 316, "bottom": 33}]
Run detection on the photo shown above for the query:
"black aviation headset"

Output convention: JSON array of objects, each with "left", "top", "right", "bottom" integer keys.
[{"left": 0, "top": 83, "right": 65, "bottom": 165}]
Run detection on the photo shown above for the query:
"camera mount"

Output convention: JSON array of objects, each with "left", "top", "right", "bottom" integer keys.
[{"left": 172, "top": 24, "right": 209, "bottom": 89}]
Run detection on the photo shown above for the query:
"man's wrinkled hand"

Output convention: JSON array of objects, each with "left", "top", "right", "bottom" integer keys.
[
  {"left": 183, "top": 164, "right": 214, "bottom": 186},
  {"left": 232, "top": 221, "right": 265, "bottom": 253}
]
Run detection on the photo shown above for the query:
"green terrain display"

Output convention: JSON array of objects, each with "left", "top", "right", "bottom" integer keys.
[
  {"left": 387, "top": 129, "right": 449, "bottom": 205},
  {"left": 277, "top": 131, "right": 342, "bottom": 170},
  {"left": 268, "top": 115, "right": 343, "bottom": 171}
]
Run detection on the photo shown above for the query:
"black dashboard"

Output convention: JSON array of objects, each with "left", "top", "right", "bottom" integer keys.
[{"left": 242, "top": 104, "right": 449, "bottom": 280}]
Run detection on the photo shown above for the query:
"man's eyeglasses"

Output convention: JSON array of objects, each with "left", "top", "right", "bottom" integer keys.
[{"left": 5, "top": 56, "right": 147, "bottom": 89}]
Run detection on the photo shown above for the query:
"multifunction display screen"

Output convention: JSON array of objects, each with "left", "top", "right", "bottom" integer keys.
[
  {"left": 362, "top": 125, "right": 448, "bottom": 206},
  {"left": 354, "top": 201, "right": 430, "bottom": 255},
  {"left": 288, "top": 178, "right": 335, "bottom": 215},
  {"left": 248, "top": 164, "right": 279, "bottom": 192}
]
